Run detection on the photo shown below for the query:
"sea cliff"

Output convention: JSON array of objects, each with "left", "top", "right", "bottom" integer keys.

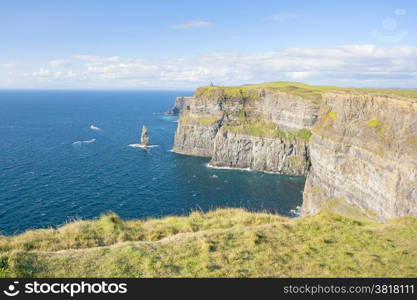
[
  {"left": 166, "top": 96, "right": 193, "bottom": 115},
  {"left": 172, "top": 84, "right": 317, "bottom": 175},
  {"left": 172, "top": 82, "right": 417, "bottom": 220},
  {"left": 303, "top": 91, "right": 417, "bottom": 220}
]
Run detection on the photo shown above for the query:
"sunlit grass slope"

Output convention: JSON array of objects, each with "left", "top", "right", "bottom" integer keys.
[
  {"left": 196, "top": 81, "right": 417, "bottom": 101},
  {"left": 0, "top": 208, "right": 416, "bottom": 278}
]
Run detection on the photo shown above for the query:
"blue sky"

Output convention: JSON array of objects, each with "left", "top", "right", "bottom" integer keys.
[{"left": 1, "top": 0, "right": 416, "bottom": 89}]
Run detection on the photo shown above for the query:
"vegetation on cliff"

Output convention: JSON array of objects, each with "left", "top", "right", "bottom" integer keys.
[
  {"left": 195, "top": 81, "right": 417, "bottom": 101},
  {"left": 196, "top": 81, "right": 338, "bottom": 101},
  {"left": 1, "top": 209, "right": 416, "bottom": 277},
  {"left": 224, "top": 121, "right": 312, "bottom": 140}
]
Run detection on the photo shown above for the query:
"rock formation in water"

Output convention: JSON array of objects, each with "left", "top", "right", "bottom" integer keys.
[
  {"left": 140, "top": 125, "right": 149, "bottom": 146},
  {"left": 171, "top": 82, "right": 417, "bottom": 220}
]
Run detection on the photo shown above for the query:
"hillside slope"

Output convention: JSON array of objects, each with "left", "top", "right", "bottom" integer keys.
[{"left": 1, "top": 209, "right": 416, "bottom": 278}]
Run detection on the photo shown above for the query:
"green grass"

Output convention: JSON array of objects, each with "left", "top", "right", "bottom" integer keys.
[
  {"left": 178, "top": 112, "right": 218, "bottom": 125},
  {"left": 0, "top": 209, "right": 416, "bottom": 277},
  {"left": 367, "top": 119, "right": 381, "bottom": 127},
  {"left": 351, "top": 88, "right": 417, "bottom": 99},
  {"left": 196, "top": 116, "right": 218, "bottom": 124},
  {"left": 327, "top": 112, "right": 337, "bottom": 120},
  {"left": 224, "top": 121, "right": 312, "bottom": 140},
  {"left": 296, "top": 128, "right": 313, "bottom": 139},
  {"left": 196, "top": 82, "right": 338, "bottom": 101},
  {"left": 224, "top": 121, "right": 279, "bottom": 137},
  {"left": 365, "top": 119, "right": 385, "bottom": 138},
  {"left": 195, "top": 81, "right": 417, "bottom": 101}
]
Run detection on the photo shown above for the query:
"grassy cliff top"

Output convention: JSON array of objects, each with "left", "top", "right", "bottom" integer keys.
[
  {"left": 1, "top": 208, "right": 416, "bottom": 277},
  {"left": 196, "top": 81, "right": 417, "bottom": 101}
]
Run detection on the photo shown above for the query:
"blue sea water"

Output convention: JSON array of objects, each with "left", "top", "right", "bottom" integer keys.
[{"left": 0, "top": 91, "right": 305, "bottom": 235}]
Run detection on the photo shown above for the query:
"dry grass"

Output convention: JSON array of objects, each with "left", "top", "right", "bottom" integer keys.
[{"left": 0, "top": 208, "right": 416, "bottom": 278}]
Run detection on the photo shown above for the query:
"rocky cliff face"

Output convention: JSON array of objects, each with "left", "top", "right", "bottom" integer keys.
[
  {"left": 172, "top": 87, "right": 316, "bottom": 175},
  {"left": 171, "top": 83, "right": 417, "bottom": 220},
  {"left": 173, "top": 112, "right": 222, "bottom": 157},
  {"left": 303, "top": 92, "right": 417, "bottom": 220},
  {"left": 258, "top": 90, "right": 320, "bottom": 131},
  {"left": 166, "top": 96, "right": 193, "bottom": 115},
  {"left": 210, "top": 129, "right": 310, "bottom": 175}
]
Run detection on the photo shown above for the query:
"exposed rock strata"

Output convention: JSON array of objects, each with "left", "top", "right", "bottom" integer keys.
[
  {"left": 259, "top": 90, "right": 320, "bottom": 131},
  {"left": 173, "top": 114, "right": 222, "bottom": 157},
  {"left": 210, "top": 130, "right": 310, "bottom": 176},
  {"left": 302, "top": 92, "right": 417, "bottom": 220},
  {"left": 166, "top": 96, "right": 193, "bottom": 115},
  {"left": 172, "top": 88, "right": 316, "bottom": 175},
  {"left": 171, "top": 86, "right": 417, "bottom": 219}
]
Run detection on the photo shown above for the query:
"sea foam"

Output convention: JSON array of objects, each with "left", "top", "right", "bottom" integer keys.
[
  {"left": 72, "top": 139, "right": 96, "bottom": 145},
  {"left": 289, "top": 206, "right": 301, "bottom": 217},
  {"left": 90, "top": 125, "right": 100, "bottom": 131}
]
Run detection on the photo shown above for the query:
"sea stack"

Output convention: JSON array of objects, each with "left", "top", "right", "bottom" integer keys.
[
  {"left": 128, "top": 125, "right": 154, "bottom": 149},
  {"left": 140, "top": 125, "right": 149, "bottom": 147}
]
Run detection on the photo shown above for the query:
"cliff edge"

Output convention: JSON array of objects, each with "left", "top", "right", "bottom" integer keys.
[
  {"left": 173, "top": 83, "right": 320, "bottom": 175},
  {"left": 172, "top": 82, "right": 417, "bottom": 220},
  {"left": 1, "top": 209, "right": 416, "bottom": 277},
  {"left": 303, "top": 91, "right": 417, "bottom": 220}
]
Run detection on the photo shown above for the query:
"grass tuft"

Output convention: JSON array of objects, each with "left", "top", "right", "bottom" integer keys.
[{"left": 0, "top": 209, "right": 416, "bottom": 278}]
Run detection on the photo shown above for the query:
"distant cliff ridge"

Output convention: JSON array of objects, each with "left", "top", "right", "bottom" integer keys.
[
  {"left": 166, "top": 96, "right": 192, "bottom": 115},
  {"left": 171, "top": 82, "right": 417, "bottom": 220}
]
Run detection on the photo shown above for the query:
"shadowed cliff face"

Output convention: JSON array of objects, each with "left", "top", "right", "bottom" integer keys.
[
  {"left": 210, "top": 129, "right": 310, "bottom": 176},
  {"left": 172, "top": 84, "right": 417, "bottom": 220},
  {"left": 173, "top": 114, "right": 221, "bottom": 157},
  {"left": 303, "top": 92, "right": 417, "bottom": 220}
]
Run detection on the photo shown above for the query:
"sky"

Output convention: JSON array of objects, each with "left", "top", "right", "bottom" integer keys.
[{"left": 0, "top": 0, "right": 416, "bottom": 89}]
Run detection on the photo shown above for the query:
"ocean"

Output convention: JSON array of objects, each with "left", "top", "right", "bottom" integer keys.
[{"left": 0, "top": 90, "right": 305, "bottom": 235}]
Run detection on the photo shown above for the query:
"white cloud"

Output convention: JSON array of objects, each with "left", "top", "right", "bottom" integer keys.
[
  {"left": 170, "top": 20, "right": 211, "bottom": 30},
  {"left": 267, "top": 13, "right": 300, "bottom": 22},
  {"left": 32, "top": 68, "right": 51, "bottom": 78},
  {"left": 286, "top": 71, "right": 317, "bottom": 80},
  {"left": 0, "top": 62, "right": 16, "bottom": 68},
  {"left": 71, "top": 54, "right": 103, "bottom": 62},
  {"left": 2, "top": 45, "right": 417, "bottom": 89},
  {"left": 48, "top": 60, "right": 70, "bottom": 67}
]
